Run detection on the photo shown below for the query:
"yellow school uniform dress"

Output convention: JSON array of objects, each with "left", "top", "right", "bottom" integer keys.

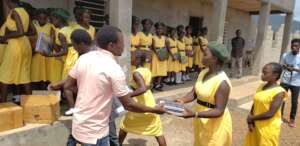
[
  {"left": 194, "top": 68, "right": 232, "bottom": 146},
  {"left": 152, "top": 35, "right": 168, "bottom": 77},
  {"left": 184, "top": 36, "right": 194, "bottom": 68},
  {"left": 71, "top": 24, "right": 96, "bottom": 40},
  {"left": 0, "top": 24, "right": 7, "bottom": 65},
  {"left": 46, "top": 25, "right": 63, "bottom": 83},
  {"left": 193, "top": 37, "right": 201, "bottom": 68},
  {"left": 244, "top": 83, "right": 287, "bottom": 146},
  {"left": 58, "top": 26, "right": 78, "bottom": 79},
  {"left": 0, "top": 8, "right": 32, "bottom": 84},
  {"left": 167, "top": 38, "right": 180, "bottom": 73},
  {"left": 198, "top": 36, "right": 208, "bottom": 68},
  {"left": 138, "top": 32, "right": 152, "bottom": 70},
  {"left": 120, "top": 67, "right": 163, "bottom": 136},
  {"left": 130, "top": 33, "right": 140, "bottom": 74},
  {"left": 30, "top": 23, "right": 52, "bottom": 82},
  {"left": 177, "top": 39, "right": 187, "bottom": 72}
]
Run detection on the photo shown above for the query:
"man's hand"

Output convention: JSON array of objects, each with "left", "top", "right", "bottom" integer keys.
[{"left": 283, "top": 64, "right": 294, "bottom": 72}]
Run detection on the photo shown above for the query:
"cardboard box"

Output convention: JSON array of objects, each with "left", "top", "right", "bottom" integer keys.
[
  {"left": 21, "top": 90, "right": 61, "bottom": 124},
  {"left": 0, "top": 102, "right": 23, "bottom": 132}
]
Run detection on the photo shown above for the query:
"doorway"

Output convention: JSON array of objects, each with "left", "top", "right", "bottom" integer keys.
[{"left": 189, "top": 16, "right": 203, "bottom": 37}]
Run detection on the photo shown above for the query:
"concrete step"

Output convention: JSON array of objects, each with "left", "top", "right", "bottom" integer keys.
[
  {"left": 237, "top": 101, "right": 253, "bottom": 112},
  {"left": 228, "top": 80, "right": 261, "bottom": 107}
]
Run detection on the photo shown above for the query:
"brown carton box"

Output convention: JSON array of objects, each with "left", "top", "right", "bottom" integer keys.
[
  {"left": 0, "top": 102, "right": 23, "bottom": 132},
  {"left": 21, "top": 90, "right": 61, "bottom": 124}
]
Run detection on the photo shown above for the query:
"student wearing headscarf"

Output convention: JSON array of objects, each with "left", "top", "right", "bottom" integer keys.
[{"left": 175, "top": 42, "right": 232, "bottom": 146}]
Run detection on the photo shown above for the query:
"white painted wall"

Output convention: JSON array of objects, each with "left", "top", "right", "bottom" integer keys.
[
  {"left": 133, "top": 0, "right": 256, "bottom": 51},
  {"left": 23, "top": 0, "right": 76, "bottom": 20}
]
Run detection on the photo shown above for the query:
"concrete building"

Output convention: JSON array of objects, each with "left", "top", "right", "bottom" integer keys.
[{"left": 0, "top": 1, "right": 297, "bottom": 145}]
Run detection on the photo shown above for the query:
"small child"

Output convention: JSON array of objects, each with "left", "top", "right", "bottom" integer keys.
[{"left": 119, "top": 52, "right": 167, "bottom": 146}]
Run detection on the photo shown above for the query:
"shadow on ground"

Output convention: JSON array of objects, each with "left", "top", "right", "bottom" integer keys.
[{"left": 123, "top": 138, "right": 148, "bottom": 146}]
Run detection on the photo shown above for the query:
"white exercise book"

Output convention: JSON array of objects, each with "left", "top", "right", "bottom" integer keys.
[
  {"left": 159, "top": 100, "right": 185, "bottom": 116},
  {"left": 35, "top": 32, "right": 52, "bottom": 55}
]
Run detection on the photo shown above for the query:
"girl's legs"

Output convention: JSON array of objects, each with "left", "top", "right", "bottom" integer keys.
[
  {"left": 118, "top": 129, "right": 128, "bottom": 146},
  {"left": 155, "top": 135, "right": 167, "bottom": 146},
  {"left": 0, "top": 83, "right": 8, "bottom": 102}
]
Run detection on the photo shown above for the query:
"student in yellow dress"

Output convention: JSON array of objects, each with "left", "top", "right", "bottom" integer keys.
[
  {"left": 193, "top": 30, "right": 201, "bottom": 72},
  {"left": 48, "top": 9, "right": 77, "bottom": 80},
  {"left": 31, "top": 8, "right": 55, "bottom": 90},
  {"left": 175, "top": 42, "right": 232, "bottom": 146},
  {"left": 45, "top": 8, "right": 64, "bottom": 84},
  {"left": 183, "top": 26, "right": 194, "bottom": 81},
  {"left": 130, "top": 16, "right": 141, "bottom": 74},
  {"left": 0, "top": 24, "right": 7, "bottom": 65},
  {"left": 72, "top": 7, "right": 96, "bottom": 40},
  {"left": 152, "top": 22, "right": 168, "bottom": 91},
  {"left": 166, "top": 27, "right": 180, "bottom": 85},
  {"left": 0, "top": 0, "right": 36, "bottom": 102},
  {"left": 244, "top": 62, "right": 287, "bottom": 146},
  {"left": 0, "top": 3, "right": 10, "bottom": 65},
  {"left": 48, "top": 29, "right": 92, "bottom": 116},
  {"left": 119, "top": 52, "right": 167, "bottom": 146},
  {"left": 138, "top": 18, "right": 153, "bottom": 70},
  {"left": 176, "top": 25, "right": 187, "bottom": 84},
  {"left": 198, "top": 27, "right": 208, "bottom": 70}
]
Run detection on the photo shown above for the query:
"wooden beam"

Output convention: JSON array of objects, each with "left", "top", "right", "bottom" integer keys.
[{"left": 249, "top": 10, "right": 284, "bottom": 15}]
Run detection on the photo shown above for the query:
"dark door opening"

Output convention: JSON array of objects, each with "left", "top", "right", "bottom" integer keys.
[{"left": 189, "top": 16, "right": 203, "bottom": 37}]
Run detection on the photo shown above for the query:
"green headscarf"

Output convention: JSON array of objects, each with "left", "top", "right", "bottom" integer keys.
[
  {"left": 207, "top": 41, "right": 230, "bottom": 63},
  {"left": 51, "top": 8, "right": 70, "bottom": 23}
]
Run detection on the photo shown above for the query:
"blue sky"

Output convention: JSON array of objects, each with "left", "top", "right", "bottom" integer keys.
[{"left": 295, "top": 0, "right": 300, "bottom": 21}]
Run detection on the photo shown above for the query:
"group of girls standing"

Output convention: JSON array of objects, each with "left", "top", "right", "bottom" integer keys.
[
  {"left": 130, "top": 16, "right": 208, "bottom": 91},
  {"left": 0, "top": 0, "right": 95, "bottom": 116}
]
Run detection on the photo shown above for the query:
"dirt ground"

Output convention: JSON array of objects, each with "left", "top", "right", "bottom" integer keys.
[{"left": 121, "top": 98, "right": 300, "bottom": 146}]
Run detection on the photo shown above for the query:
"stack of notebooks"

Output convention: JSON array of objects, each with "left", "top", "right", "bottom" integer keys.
[{"left": 159, "top": 100, "right": 185, "bottom": 116}]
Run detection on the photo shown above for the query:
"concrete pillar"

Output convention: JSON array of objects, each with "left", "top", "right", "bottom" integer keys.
[
  {"left": 252, "top": 1, "right": 271, "bottom": 74},
  {"left": 210, "top": 0, "right": 228, "bottom": 43},
  {"left": 109, "top": 0, "right": 132, "bottom": 80},
  {"left": 280, "top": 13, "right": 293, "bottom": 56}
]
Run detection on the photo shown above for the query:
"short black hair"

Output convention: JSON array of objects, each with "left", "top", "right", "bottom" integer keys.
[
  {"left": 154, "top": 22, "right": 163, "bottom": 29},
  {"left": 168, "top": 27, "right": 176, "bottom": 34},
  {"left": 132, "top": 16, "right": 139, "bottom": 25},
  {"left": 73, "top": 6, "right": 89, "bottom": 22},
  {"left": 267, "top": 62, "right": 283, "bottom": 80},
  {"left": 291, "top": 38, "right": 300, "bottom": 44},
  {"left": 96, "top": 26, "right": 122, "bottom": 49},
  {"left": 185, "top": 25, "right": 192, "bottom": 31},
  {"left": 141, "top": 18, "right": 152, "bottom": 26},
  {"left": 236, "top": 29, "right": 241, "bottom": 33},
  {"left": 71, "top": 29, "right": 92, "bottom": 45},
  {"left": 36, "top": 8, "right": 48, "bottom": 16},
  {"left": 176, "top": 25, "right": 184, "bottom": 32}
]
